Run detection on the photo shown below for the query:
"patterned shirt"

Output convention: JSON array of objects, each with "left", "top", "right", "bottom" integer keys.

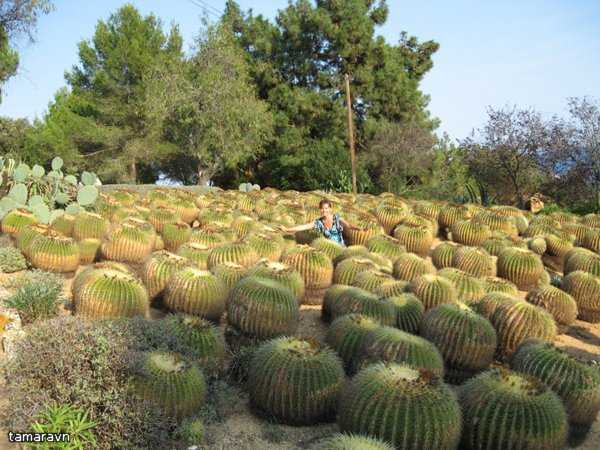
[{"left": 314, "top": 213, "right": 345, "bottom": 246}]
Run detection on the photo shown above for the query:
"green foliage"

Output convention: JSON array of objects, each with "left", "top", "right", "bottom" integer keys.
[
  {"left": 174, "top": 417, "right": 205, "bottom": 446},
  {"left": 3, "top": 316, "right": 175, "bottom": 449},
  {"left": 224, "top": 0, "right": 438, "bottom": 192},
  {"left": 145, "top": 22, "right": 273, "bottom": 186},
  {"left": 30, "top": 403, "right": 97, "bottom": 450},
  {"left": 4, "top": 275, "right": 63, "bottom": 324},
  {"left": 0, "top": 155, "right": 99, "bottom": 223},
  {"left": 0, "top": 245, "right": 27, "bottom": 272}
]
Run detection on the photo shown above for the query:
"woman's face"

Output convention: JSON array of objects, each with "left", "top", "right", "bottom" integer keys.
[{"left": 320, "top": 203, "right": 332, "bottom": 217}]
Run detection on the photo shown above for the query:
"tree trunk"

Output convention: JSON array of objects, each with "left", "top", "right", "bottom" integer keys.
[
  {"left": 197, "top": 164, "right": 212, "bottom": 186},
  {"left": 130, "top": 160, "right": 137, "bottom": 184}
]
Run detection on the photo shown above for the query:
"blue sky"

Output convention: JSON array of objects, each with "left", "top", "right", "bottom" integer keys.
[{"left": 1, "top": 0, "right": 599, "bottom": 140}]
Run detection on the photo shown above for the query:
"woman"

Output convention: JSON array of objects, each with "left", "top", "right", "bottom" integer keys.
[{"left": 278, "top": 199, "right": 362, "bottom": 246}]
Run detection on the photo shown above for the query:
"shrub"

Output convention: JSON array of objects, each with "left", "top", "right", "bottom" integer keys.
[
  {"left": 30, "top": 403, "right": 98, "bottom": 450},
  {"left": 0, "top": 246, "right": 28, "bottom": 273},
  {"left": 2, "top": 317, "right": 175, "bottom": 450},
  {"left": 3, "top": 273, "right": 64, "bottom": 324}
]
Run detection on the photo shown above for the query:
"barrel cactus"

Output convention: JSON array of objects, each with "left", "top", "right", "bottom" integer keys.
[
  {"left": 142, "top": 251, "right": 192, "bottom": 300},
  {"left": 375, "top": 279, "right": 408, "bottom": 298},
  {"left": 510, "top": 339, "right": 600, "bottom": 428},
  {"left": 248, "top": 337, "right": 345, "bottom": 425},
  {"left": 226, "top": 277, "right": 299, "bottom": 341},
  {"left": 365, "top": 234, "right": 406, "bottom": 261},
  {"left": 343, "top": 216, "right": 383, "bottom": 246},
  {"left": 582, "top": 228, "right": 600, "bottom": 254},
  {"left": 210, "top": 262, "right": 248, "bottom": 290},
  {"left": 481, "top": 276, "right": 520, "bottom": 295},
  {"left": 134, "top": 351, "right": 206, "bottom": 418},
  {"left": 525, "top": 286, "right": 578, "bottom": 327},
  {"left": 545, "top": 233, "right": 574, "bottom": 258},
  {"left": 338, "top": 363, "right": 462, "bottom": 450},
  {"left": 333, "top": 257, "right": 380, "bottom": 285},
  {"left": 50, "top": 213, "right": 75, "bottom": 236},
  {"left": 73, "top": 268, "right": 149, "bottom": 318},
  {"left": 473, "top": 211, "right": 519, "bottom": 237},
  {"left": 322, "top": 284, "right": 355, "bottom": 322},
  {"left": 15, "top": 223, "right": 50, "bottom": 256},
  {"left": 421, "top": 303, "right": 497, "bottom": 383},
  {"left": 385, "top": 293, "right": 424, "bottom": 333},
  {"left": 407, "top": 274, "right": 457, "bottom": 311},
  {"left": 101, "top": 218, "right": 156, "bottom": 263},
  {"left": 147, "top": 206, "right": 179, "bottom": 233},
  {"left": 449, "top": 220, "right": 491, "bottom": 246},
  {"left": 431, "top": 242, "right": 459, "bottom": 269},
  {"left": 206, "top": 241, "right": 260, "bottom": 270},
  {"left": 71, "top": 261, "right": 135, "bottom": 294},
  {"left": 437, "top": 268, "right": 485, "bottom": 304},
  {"left": 561, "top": 270, "right": 600, "bottom": 322},
  {"left": 392, "top": 225, "right": 433, "bottom": 257},
  {"left": 452, "top": 246, "right": 496, "bottom": 277},
  {"left": 310, "top": 237, "right": 345, "bottom": 260},
  {"left": 564, "top": 247, "right": 600, "bottom": 276},
  {"left": 164, "top": 267, "right": 228, "bottom": 322},
  {"left": 333, "top": 245, "right": 370, "bottom": 266},
  {"left": 161, "top": 221, "right": 191, "bottom": 252},
  {"left": 312, "top": 434, "right": 394, "bottom": 450},
  {"left": 1, "top": 208, "right": 37, "bottom": 235},
  {"left": 490, "top": 300, "right": 557, "bottom": 360},
  {"left": 458, "top": 367, "right": 568, "bottom": 450},
  {"left": 163, "top": 314, "right": 227, "bottom": 376},
  {"left": 354, "top": 326, "right": 445, "bottom": 376},
  {"left": 282, "top": 245, "right": 334, "bottom": 304},
  {"left": 472, "top": 291, "right": 521, "bottom": 320},
  {"left": 374, "top": 203, "right": 407, "bottom": 234},
  {"left": 177, "top": 242, "right": 210, "bottom": 269},
  {"left": 438, "top": 204, "right": 472, "bottom": 231},
  {"left": 245, "top": 260, "right": 305, "bottom": 303},
  {"left": 189, "top": 226, "right": 229, "bottom": 248},
  {"left": 78, "top": 238, "right": 100, "bottom": 265},
  {"left": 392, "top": 252, "right": 436, "bottom": 282},
  {"left": 497, "top": 247, "right": 544, "bottom": 290},
  {"left": 245, "top": 232, "right": 284, "bottom": 261},
  {"left": 27, "top": 231, "right": 80, "bottom": 272},
  {"left": 327, "top": 287, "right": 396, "bottom": 326},
  {"left": 326, "top": 313, "right": 380, "bottom": 372},
  {"left": 351, "top": 269, "right": 394, "bottom": 293},
  {"left": 72, "top": 211, "right": 108, "bottom": 240}
]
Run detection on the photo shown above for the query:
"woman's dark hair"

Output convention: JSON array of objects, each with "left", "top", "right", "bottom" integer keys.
[{"left": 319, "top": 199, "right": 332, "bottom": 209}]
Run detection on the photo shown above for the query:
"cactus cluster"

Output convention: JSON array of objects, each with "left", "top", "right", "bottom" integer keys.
[{"left": 510, "top": 339, "right": 600, "bottom": 427}]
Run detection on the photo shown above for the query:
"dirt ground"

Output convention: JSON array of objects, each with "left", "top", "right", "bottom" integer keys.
[{"left": 1, "top": 261, "right": 599, "bottom": 449}]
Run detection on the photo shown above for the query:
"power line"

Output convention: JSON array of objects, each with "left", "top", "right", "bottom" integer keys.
[{"left": 187, "top": 0, "right": 223, "bottom": 18}]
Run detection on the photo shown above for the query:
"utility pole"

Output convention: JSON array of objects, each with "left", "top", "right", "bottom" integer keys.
[{"left": 344, "top": 73, "right": 358, "bottom": 194}]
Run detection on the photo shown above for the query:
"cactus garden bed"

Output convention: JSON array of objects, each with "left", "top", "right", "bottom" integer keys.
[{"left": 0, "top": 185, "right": 599, "bottom": 449}]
